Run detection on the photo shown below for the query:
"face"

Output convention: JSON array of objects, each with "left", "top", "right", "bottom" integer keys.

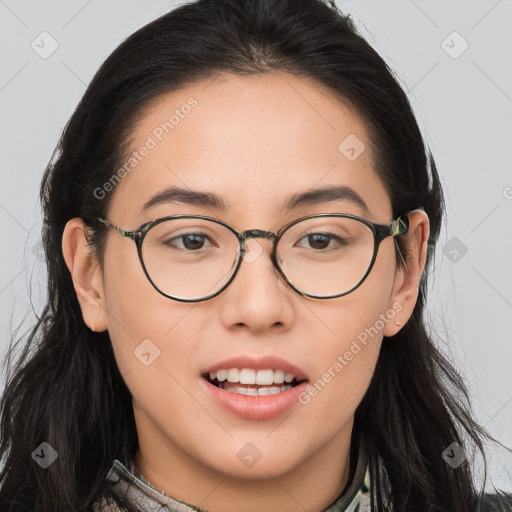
[{"left": 69, "top": 72, "right": 423, "bottom": 499}]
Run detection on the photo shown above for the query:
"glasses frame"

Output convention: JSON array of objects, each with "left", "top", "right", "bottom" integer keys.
[{"left": 98, "top": 212, "right": 410, "bottom": 302}]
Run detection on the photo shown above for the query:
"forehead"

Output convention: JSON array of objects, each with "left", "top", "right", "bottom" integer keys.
[{"left": 108, "top": 72, "right": 391, "bottom": 224}]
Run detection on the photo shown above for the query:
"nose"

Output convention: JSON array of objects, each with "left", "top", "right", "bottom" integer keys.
[{"left": 218, "top": 237, "right": 295, "bottom": 335}]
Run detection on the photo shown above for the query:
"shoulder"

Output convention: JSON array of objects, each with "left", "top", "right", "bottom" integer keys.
[{"left": 478, "top": 492, "right": 512, "bottom": 512}]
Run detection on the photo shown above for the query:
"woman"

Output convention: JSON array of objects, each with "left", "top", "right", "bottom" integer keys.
[{"left": 0, "top": 0, "right": 510, "bottom": 510}]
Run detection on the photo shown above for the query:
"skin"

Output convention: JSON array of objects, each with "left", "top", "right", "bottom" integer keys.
[{"left": 62, "top": 72, "right": 429, "bottom": 512}]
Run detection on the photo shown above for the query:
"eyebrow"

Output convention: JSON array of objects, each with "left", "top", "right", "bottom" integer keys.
[
  {"left": 141, "top": 184, "right": 369, "bottom": 215},
  {"left": 282, "top": 185, "right": 369, "bottom": 215},
  {"left": 141, "top": 186, "right": 227, "bottom": 212}
]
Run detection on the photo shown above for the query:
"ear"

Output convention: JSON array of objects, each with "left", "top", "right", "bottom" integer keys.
[
  {"left": 62, "top": 218, "right": 108, "bottom": 332},
  {"left": 384, "top": 209, "right": 430, "bottom": 337}
]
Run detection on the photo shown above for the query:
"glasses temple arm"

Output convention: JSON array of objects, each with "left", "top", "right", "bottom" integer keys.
[{"left": 98, "top": 218, "right": 133, "bottom": 238}]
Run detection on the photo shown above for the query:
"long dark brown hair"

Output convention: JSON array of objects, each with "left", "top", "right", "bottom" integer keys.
[{"left": 1, "top": 1, "right": 510, "bottom": 510}]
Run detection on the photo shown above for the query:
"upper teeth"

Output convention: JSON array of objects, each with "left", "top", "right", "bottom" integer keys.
[{"left": 209, "top": 368, "right": 295, "bottom": 385}]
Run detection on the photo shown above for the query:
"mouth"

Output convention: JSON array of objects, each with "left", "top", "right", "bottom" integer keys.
[{"left": 201, "top": 368, "right": 308, "bottom": 396}]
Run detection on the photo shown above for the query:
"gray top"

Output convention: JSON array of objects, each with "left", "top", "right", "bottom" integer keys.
[{"left": 93, "top": 439, "right": 387, "bottom": 511}]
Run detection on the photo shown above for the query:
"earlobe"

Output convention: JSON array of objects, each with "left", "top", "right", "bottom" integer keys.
[
  {"left": 62, "top": 218, "right": 108, "bottom": 332},
  {"left": 384, "top": 209, "right": 430, "bottom": 337}
]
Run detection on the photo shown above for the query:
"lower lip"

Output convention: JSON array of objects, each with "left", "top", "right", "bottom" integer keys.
[{"left": 200, "top": 377, "right": 309, "bottom": 421}]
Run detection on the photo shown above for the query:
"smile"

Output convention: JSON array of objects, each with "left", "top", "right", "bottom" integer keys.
[{"left": 203, "top": 368, "right": 306, "bottom": 396}]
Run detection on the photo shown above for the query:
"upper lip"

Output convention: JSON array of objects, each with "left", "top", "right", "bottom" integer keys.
[{"left": 202, "top": 355, "right": 309, "bottom": 381}]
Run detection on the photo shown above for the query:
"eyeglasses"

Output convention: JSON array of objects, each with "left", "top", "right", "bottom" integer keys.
[{"left": 98, "top": 212, "right": 410, "bottom": 302}]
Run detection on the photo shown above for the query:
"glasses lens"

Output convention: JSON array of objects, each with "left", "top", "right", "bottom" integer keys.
[
  {"left": 141, "top": 218, "right": 239, "bottom": 300},
  {"left": 277, "top": 216, "right": 376, "bottom": 297}
]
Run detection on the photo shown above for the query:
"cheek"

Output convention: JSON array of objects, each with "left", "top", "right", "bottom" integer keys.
[
  {"left": 314, "top": 240, "right": 397, "bottom": 343},
  {"left": 102, "top": 273, "right": 209, "bottom": 433},
  {"left": 293, "top": 313, "right": 382, "bottom": 442},
  {"left": 297, "top": 241, "right": 397, "bottom": 414},
  {"left": 100, "top": 245, "right": 205, "bottom": 389},
  {"left": 101, "top": 238, "right": 193, "bottom": 341}
]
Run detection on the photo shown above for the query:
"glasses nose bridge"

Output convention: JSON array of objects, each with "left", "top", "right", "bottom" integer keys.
[
  {"left": 239, "top": 228, "right": 277, "bottom": 244},
  {"left": 236, "top": 228, "right": 282, "bottom": 282}
]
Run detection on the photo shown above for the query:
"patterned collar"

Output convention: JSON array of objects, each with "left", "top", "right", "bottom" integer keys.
[{"left": 94, "top": 438, "right": 378, "bottom": 511}]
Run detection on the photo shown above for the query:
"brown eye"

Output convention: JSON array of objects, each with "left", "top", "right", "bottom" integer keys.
[
  {"left": 164, "top": 233, "right": 209, "bottom": 251},
  {"left": 296, "top": 232, "right": 348, "bottom": 251}
]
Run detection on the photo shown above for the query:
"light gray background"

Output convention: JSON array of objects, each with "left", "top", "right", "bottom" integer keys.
[{"left": 1, "top": 0, "right": 511, "bottom": 492}]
